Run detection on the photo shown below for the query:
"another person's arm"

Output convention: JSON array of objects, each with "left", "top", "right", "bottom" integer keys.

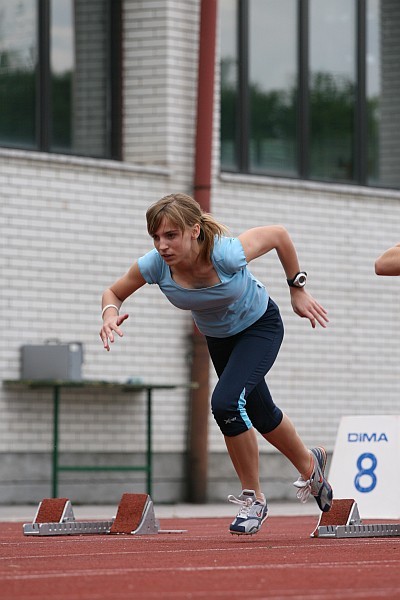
[
  {"left": 375, "top": 243, "right": 400, "bottom": 276},
  {"left": 238, "top": 225, "right": 328, "bottom": 329},
  {"left": 100, "top": 262, "right": 147, "bottom": 351}
]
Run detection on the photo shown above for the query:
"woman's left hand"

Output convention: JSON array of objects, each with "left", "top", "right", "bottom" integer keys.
[{"left": 290, "top": 288, "right": 329, "bottom": 328}]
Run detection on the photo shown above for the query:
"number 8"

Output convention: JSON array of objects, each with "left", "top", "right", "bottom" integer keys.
[{"left": 354, "top": 452, "right": 377, "bottom": 493}]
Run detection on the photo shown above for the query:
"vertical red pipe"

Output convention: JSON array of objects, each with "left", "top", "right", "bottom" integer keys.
[
  {"left": 193, "top": 0, "right": 218, "bottom": 212},
  {"left": 187, "top": 0, "right": 218, "bottom": 503}
]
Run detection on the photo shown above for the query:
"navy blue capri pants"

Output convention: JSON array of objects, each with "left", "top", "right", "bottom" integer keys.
[{"left": 206, "top": 298, "right": 284, "bottom": 437}]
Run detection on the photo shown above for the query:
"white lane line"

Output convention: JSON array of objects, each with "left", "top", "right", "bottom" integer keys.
[
  {"left": 0, "top": 536, "right": 398, "bottom": 562},
  {"left": 1, "top": 558, "right": 399, "bottom": 581}
]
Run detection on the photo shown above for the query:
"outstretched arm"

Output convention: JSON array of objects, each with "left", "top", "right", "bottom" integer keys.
[
  {"left": 375, "top": 243, "right": 400, "bottom": 276},
  {"left": 100, "top": 262, "right": 147, "bottom": 351},
  {"left": 238, "top": 226, "right": 328, "bottom": 328}
]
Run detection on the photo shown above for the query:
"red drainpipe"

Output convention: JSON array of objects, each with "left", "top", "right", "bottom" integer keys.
[{"left": 187, "top": 0, "right": 218, "bottom": 503}]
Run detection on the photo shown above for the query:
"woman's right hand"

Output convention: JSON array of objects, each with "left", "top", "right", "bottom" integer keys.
[{"left": 99, "top": 313, "right": 129, "bottom": 351}]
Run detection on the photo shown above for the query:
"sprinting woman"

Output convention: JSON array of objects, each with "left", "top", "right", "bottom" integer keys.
[{"left": 99, "top": 193, "right": 333, "bottom": 535}]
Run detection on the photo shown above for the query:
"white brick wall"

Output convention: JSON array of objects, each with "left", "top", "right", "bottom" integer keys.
[
  {"left": 1, "top": 0, "right": 399, "bottom": 502},
  {"left": 0, "top": 149, "right": 192, "bottom": 455},
  {"left": 123, "top": 0, "right": 199, "bottom": 183}
]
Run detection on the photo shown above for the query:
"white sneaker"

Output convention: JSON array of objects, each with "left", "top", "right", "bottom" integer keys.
[{"left": 228, "top": 489, "right": 268, "bottom": 535}]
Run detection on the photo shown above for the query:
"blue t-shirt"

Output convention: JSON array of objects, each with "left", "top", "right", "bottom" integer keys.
[{"left": 137, "top": 236, "right": 269, "bottom": 337}]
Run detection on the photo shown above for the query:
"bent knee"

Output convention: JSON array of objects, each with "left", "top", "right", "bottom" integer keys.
[{"left": 211, "top": 391, "right": 251, "bottom": 436}]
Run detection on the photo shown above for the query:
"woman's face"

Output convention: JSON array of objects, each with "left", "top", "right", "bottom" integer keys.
[{"left": 152, "top": 217, "right": 199, "bottom": 266}]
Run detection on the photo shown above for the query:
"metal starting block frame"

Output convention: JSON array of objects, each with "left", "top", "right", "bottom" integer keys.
[
  {"left": 311, "top": 498, "right": 400, "bottom": 539},
  {"left": 23, "top": 493, "right": 186, "bottom": 537}
]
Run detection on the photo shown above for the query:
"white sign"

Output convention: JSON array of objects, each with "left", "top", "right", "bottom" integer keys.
[{"left": 328, "top": 415, "right": 400, "bottom": 519}]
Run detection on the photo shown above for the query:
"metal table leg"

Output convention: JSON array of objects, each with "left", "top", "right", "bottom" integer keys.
[
  {"left": 146, "top": 387, "right": 152, "bottom": 497},
  {"left": 52, "top": 385, "right": 60, "bottom": 498}
]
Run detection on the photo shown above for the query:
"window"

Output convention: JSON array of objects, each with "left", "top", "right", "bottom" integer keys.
[
  {"left": 220, "top": 0, "right": 238, "bottom": 171},
  {"left": 220, "top": 0, "right": 400, "bottom": 189},
  {"left": 0, "top": 0, "right": 121, "bottom": 159},
  {"left": 309, "top": 0, "right": 356, "bottom": 181},
  {"left": 249, "top": 0, "right": 297, "bottom": 176}
]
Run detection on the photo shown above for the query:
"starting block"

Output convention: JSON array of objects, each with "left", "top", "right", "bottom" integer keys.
[
  {"left": 23, "top": 493, "right": 186, "bottom": 537},
  {"left": 311, "top": 498, "right": 400, "bottom": 539}
]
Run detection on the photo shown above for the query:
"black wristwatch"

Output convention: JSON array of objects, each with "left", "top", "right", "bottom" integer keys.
[{"left": 287, "top": 271, "right": 307, "bottom": 288}]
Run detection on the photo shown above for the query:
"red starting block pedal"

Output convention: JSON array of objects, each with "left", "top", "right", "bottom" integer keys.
[
  {"left": 311, "top": 498, "right": 400, "bottom": 538},
  {"left": 110, "top": 493, "right": 159, "bottom": 535},
  {"left": 23, "top": 493, "right": 186, "bottom": 537},
  {"left": 311, "top": 498, "right": 360, "bottom": 537},
  {"left": 33, "top": 497, "right": 75, "bottom": 524}
]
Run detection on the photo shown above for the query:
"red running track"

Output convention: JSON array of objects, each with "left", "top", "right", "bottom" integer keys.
[{"left": 0, "top": 516, "right": 399, "bottom": 600}]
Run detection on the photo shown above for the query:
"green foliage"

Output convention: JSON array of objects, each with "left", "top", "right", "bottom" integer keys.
[
  {"left": 309, "top": 72, "right": 355, "bottom": 137},
  {"left": 0, "top": 70, "right": 36, "bottom": 145},
  {"left": 220, "top": 68, "right": 380, "bottom": 180},
  {"left": 0, "top": 67, "right": 72, "bottom": 150},
  {"left": 51, "top": 72, "right": 72, "bottom": 150}
]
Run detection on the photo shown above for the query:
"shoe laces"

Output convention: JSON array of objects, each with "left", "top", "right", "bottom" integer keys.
[
  {"left": 293, "top": 475, "right": 311, "bottom": 503},
  {"left": 228, "top": 494, "right": 253, "bottom": 518}
]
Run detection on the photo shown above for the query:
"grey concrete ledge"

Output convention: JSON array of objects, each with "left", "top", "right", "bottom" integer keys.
[
  {"left": 0, "top": 501, "right": 319, "bottom": 523},
  {"left": 0, "top": 147, "right": 171, "bottom": 177}
]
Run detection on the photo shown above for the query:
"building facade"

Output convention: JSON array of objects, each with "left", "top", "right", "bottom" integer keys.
[{"left": 0, "top": 0, "right": 399, "bottom": 505}]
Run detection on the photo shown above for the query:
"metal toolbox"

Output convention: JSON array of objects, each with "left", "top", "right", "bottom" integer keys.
[{"left": 20, "top": 341, "right": 83, "bottom": 381}]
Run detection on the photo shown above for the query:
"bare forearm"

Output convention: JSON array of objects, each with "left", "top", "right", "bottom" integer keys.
[
  {"left": 101, "top": 290, "right": 123, "bottom": 316},
  {"left": 375, "top": 245, "right": 400, "bottom": 276},
  {"left": 275, "top": 229, "right": 301, "bottom": 280},
  {"left": 99, "top": 262, "right": 146, "bottom": 350},
  {"left": 101, "top": 262, "right": 147, "bottom": 317}
]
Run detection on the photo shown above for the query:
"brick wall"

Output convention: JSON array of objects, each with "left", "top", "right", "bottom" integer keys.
[
  {"left": 0, "top": 144, "right": 198, "bottom": 501},
  {"left": 123, "top": 0, "right": 199, "bottom": 181}
]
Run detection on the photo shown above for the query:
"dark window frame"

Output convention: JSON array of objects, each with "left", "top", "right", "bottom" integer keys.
[
  {"left": 223, "top": 0, "right": 376, "bottom": 188},
  {"left": 8, "top": 0, "right": 122, "bottom": 160}
]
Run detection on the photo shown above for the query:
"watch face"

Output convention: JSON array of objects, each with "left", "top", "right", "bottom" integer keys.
[{"left": 295, "top": 274, "right": 307, "bottom": 287}]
